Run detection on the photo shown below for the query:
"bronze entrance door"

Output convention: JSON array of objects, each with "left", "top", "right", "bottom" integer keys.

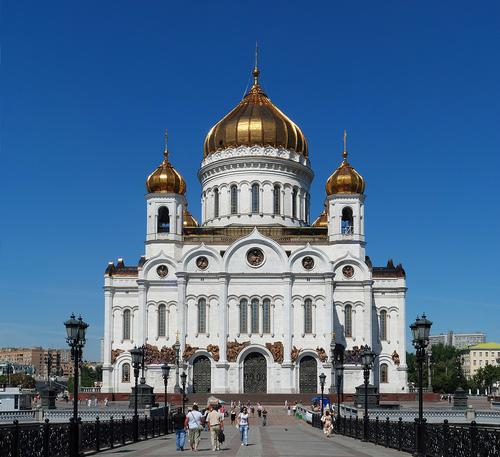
[
  {"left": 299, "top": 355, "right": 318, "bottom": 393},
  {"left": 192, "top": 356, "right": 211, "bottom": 393},
  {"left": 243, "top": 352, "right": 267, "bottom": 393}
]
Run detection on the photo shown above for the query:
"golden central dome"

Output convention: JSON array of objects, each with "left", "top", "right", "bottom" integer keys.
[
  {"left": 146, "top": 133, "right": 186, "bottom": 194},
  {"left": 204, "top": 67, "right": 308, "bottom": 157}
]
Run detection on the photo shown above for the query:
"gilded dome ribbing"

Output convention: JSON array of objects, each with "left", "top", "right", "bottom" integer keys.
[
  {"left": 146, "top": 135, "right": 186, "bottom": 194},
  {"left": 203, "top": 68, "right": 308, "bottom": 157}
]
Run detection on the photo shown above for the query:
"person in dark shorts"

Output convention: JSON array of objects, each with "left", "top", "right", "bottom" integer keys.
[{"left": 230, "top": 407, "right": 237, "bottom": 425}]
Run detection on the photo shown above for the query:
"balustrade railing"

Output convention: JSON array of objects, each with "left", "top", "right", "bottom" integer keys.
[
  {"left": 311, "top": 413, "right": 500, "bottom": 457},
  {"left": 0, "top": 412, "right": 174, "bottom": 457}
]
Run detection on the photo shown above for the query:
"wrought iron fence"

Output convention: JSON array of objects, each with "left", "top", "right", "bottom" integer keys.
[
  {"left": 0, "top": 412, "right": 174, "bottom": 457},
  {"left": 311, "top": 413, "right": 500, "bottom": 457}
]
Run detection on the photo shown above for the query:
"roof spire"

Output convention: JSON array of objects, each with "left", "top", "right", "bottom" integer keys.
[
  {"left": 163, "top": 128, "right": 169, "bottom": 160},
  {"left": 253, "top": 41, "right": 260, "bottom": 85},
  {"left": 343, "top": 129, "right": 348, "bottom": 159}
]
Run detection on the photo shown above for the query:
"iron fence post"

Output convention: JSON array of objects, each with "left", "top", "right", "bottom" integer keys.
[
  {"left": 385, "top": 417, "right": 390, "bottom": 447},
  {"left": 12, "top": 420, "right": 19, "bottom": 457},
  {"left": 442, "top": 419, "right": 449, "bottom": 457},
  {"left": 144, "top": 414, "right": 148, "bottom": 440},
  {"left": 95, "top": 416, "right": 100, "bottom": 452},
  {"left": 121, "top": 416, "right": 125, "bottom": 445},
  {"left": 110, "top": 416, "right": 114, "bottom": 449},
  {"left": 469, "top": 421, "right": 477, "bottom": 457},
  {"left": 355, "top": 416, "right": 359, "bottom": 439},
  {"left": 375, "top": 416, "right": 379, "bottom": 445},
  {"left": 398, "top": 418, "right": 403, "bottom": 451},
  {"left": 43, "top": 419, "right": 50, "bottom": 457}
]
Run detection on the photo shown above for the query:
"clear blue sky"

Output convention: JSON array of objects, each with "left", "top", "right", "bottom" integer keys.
[{"left": 1, "top": 1, "right": 499, "bottom": 361}]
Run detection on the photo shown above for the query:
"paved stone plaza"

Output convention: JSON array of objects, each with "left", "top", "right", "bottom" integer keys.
[{"left": 99, "top": 407, "right": 407, "bottom": 457}]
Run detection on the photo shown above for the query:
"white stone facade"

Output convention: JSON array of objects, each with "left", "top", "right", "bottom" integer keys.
[{"left": 101, "top": 141, "right": 408, "bottom": 395}]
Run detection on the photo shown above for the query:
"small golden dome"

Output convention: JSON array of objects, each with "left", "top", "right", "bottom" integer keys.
[
  {"left": 146, "top": 132, "right": 186, "bottom": 194},
  {"left": 312, "top": 208, "right": 328, "bottom": 227},
  {"left": 325, "top": 132, "right": 365, "bottom": 195},
  {"left": 183, "top": 208, "right": 199, "bottom": 227},
  {"left": 203, "top": 67, "right": 308, "bottom": 157}
]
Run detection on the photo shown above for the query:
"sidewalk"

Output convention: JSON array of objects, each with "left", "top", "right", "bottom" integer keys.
[{"left": 97, "top": 406, "right": 410, "bottom": 457}]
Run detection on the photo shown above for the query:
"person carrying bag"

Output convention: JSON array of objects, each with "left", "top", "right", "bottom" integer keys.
[{"left": 187, "top": 404, "right": 204, "bottom": 451}]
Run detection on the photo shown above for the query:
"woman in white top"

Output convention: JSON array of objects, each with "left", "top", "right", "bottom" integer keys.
[{"left": 238, "top": 407, "right": 250, "bottom": 446}]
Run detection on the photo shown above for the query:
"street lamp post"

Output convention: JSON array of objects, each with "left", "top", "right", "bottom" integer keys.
[
  {"left": 180, "top": 372, "right": 187, "bottom": 414},
  {"left": 161, "top": 363, "right": 170, "bottom": 434},
  {"left": 130, "top": 346, "right": 143, "bottom": 442},
  {"left": 410, "top": 314, "right": 432, "bottom": 457},
  {"left": 174, "top": 336, "right": 181, "bottom": 392},
  {"left": 319, "top": 373, "right": 326, "bottom": 413},
  {"left": 361, "top": 345, "right": 376, "bottom": 442},
  {"left": 45, "top": 353, "right": 53, "bottom": 386},
  {"left": 64, "top": 313, "right": 88, "bottom": 457},
  {"left": 335, "top": 363, "right": 344, "bottom": 430}
]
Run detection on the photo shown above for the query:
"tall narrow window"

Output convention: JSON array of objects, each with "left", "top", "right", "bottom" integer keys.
[
  {"left": 380, "top": 363, "right": 389, "bottom": 383},
  {"left": 230, "top": 185, "right": 238, "bottom": 214},
  {"left": 123, "top": 309, "right": 131, "bottom": 340},
  {"left": 341, "top": 207, "right": 354, "bottom": 235},
  {"left": 122, "top": 363, "right": 131, "bottom": 383},
  {"left": 213, "top": 188, "right": 219, "bottom": 218},
  {"left": 263, "top": 299, "right": 271, "bottom": 334},
  {"left": 198, "top": 298, "right": 207, "bottom": 334},
  {"left": 239, "top": 299, "right": 248, "bottom": 333},
  {"left": 251, "top": 299, "right": 259, "bottom": 333},
  {"left": 344, "top": 304, "right": 352, "bottom": 337},
  {"left": 158, "top": 304, "right": 166, "bottom": 337},
  {"left": 304, "top": 299, "right": 313, "bottom": 334},
  {"left": 251, "top": 183, "right": 259, "bottom": 213},
  {"left": 158, "top": 206, "right": 170, "bottom": 233},
  {"left": 273, "top": 185, "right": 281, "bottom": 215},
  {"left": 380, "top": 310, "right": 387, "bottom": 341},
  {"left": 292, "top": 188, "right": 298, "bottom": 218}
]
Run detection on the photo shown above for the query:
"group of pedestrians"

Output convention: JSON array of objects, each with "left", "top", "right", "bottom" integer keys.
[{"left": 172, "top": 401, "right": 268, "bottom": 451}]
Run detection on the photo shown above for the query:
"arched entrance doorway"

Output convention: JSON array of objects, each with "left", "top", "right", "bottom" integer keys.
[
  {"left": 243, "top": 352, "right": 267, "bottom": 393},
  {"left": 299, "top": 355, "right": 318, "bottom": 393},
  {"left": 192, "top": 356, "right": 211, "bottom": 393}
]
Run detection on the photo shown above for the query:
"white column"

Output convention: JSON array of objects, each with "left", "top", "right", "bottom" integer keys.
[
  {"left": 102, "top": 287, "right": 114, "bottom": 392},
  {"left": 363, "top": 282, "right": 374, "bottom": 382},
  {"left": 324, "top": 275, "right": 334, "bottom": 339},
  {"left": 177, "top": 275, "right": 187, "bottom": 353},
  {"left": 137, "top": 282, "right": 147, "bottom": 345},
  {"left": 282, "top": 274, "right": 294, "bottom": 392}
]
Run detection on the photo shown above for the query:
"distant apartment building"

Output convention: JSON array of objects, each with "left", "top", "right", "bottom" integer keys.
[
  {"left": 428, "top": 331, "right": 486, "bottom": 350},
  {"left": 462, "top": 342, "right": 500, "bottom": 379},
  {"left": 0, "top": 347, "right": 72, "bottom": 379}
]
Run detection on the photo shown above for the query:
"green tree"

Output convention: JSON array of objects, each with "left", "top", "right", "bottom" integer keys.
[
  {"left": 0, "top": 373, "right": 36, "bottom": 389},
  {"left": 429, "top": 343, "right": 465, "bottom": 393}
]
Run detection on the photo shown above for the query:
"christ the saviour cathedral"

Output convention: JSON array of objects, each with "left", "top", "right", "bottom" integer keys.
[{"left": 101, "top": 64, "right": 408, "bottom": 395}]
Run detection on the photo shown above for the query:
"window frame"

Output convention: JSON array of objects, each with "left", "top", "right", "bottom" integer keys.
[
  {"left": 198, "top": 298, "right": 207, "bottom": 334},
  {"left": 344, "top": 304, "right": 353, "bottom": 338},
  {"left": 304, "top": 299, "right": 313, "bottom": 334},
  {"left": 158, "top": 304, "right": 166, "bottom": 337},
  {"left": 230, "top": 185, "right": 238, "bottom": 214}
]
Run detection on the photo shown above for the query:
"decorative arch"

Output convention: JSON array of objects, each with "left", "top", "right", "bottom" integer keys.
[
  {"left": 139, "top": 251, "right": 178, "bottom": 280},
  {"left": 288, "top": 243, "right": 332, "bottom": 272}
]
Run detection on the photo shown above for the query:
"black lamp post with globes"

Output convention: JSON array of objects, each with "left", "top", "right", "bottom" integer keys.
[
  {"left": 130, "top": 346, "right": 143, "bottom": 442},
  {"left": 64, "top": 313, "right": 88, "bottom": 457},
  {"left": 410, "top": 314, "right": 432, "bottom": 457},
  {"left": 360, "top": 344, "right": 376, "bottom": 442},
  {"left": 161, "top": 363, "right": 171, "bottom": 434}
]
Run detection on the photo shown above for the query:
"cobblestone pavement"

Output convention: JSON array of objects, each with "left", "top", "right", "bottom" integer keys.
[{"left": 98, "top": 407, "right": 409, "bottom": 457}]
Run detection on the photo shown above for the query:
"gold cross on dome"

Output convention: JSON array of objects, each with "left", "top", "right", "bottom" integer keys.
[{"left": 175, "top": 330, "right": 180, "bottom": 341}]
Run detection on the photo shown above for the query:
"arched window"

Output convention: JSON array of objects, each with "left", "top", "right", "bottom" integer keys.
[
  {"left": 230, "top": 185, "right": 238, "bottom": 214},
  {"left": 273, "top": 185, "right": 281, "bottom": 215},
  {"left": 123, "top": 309, "right": 131, "bottom": 340},
  {"left": 380, "top": 363, "right": 389, "bottom": 383},
  {"left": 304, "top": 299, "right": 313, "bottom": 334},
  {"left": 344, "top": 304, "right": 352, "bottom": 338},
  {"left": 198, "top": 298, "right": 207, "bottom": 334},
  {"left": 158, "top": 304, "right": 166, "bottom": 337},
  {"left": 158, "top": 206, "right": 170, "bottom": 233},
  {"left": 380, "top": 310, "right": 387, "bottom": 341},
  {"left": 213, "top": 188, "right": 219, "bottom": 218},
  {"left": 239, "top": 299, "right": 248, "bottom": 333},
  {"left": 122, "top": 363, "right": 130, "bottom": 383},
  {"left": 251, "top": 298, "right": 259, "bottom": 334},
  {"left": 292, "top": 188, "right": 298, "bottom": 218},
  {"left": 251, "top": 184, "right": 259, "bottom": 213},
  {"left": 341, "top": 207, "right": 354, "bottom": 235},
  {"left": 263, "top": 299, "right": 271, "bottom": 334}
]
